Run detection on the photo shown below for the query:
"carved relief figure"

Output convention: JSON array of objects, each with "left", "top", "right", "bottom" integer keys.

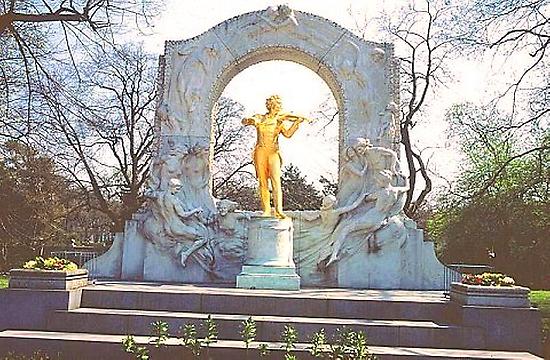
[
  {"left": 337, "top": 138, "right": 368, "bottom": 206},
  {"left": 146, "top": 138, "right": 189, "bottom": 192},
  {"left": 213, "top": 199, "right": 249, "bottom": 261},
  {"left": 216, "top": 199, "right": 250, "bottom": 239},
  {"left": 338, "top": 138, "right": 405, "bottom": 206},
  {"left": 370, "top": 47, "right": 386, "bottom": 64},
  {"left": 242, "top": 95, "right": 308, "bottom": 219},
  {"left": 157, "top": 101, "right": 179, "bottom": 133},
  {"left": 332, "top": 40, "right": 366, "bottom": 88},
  {"left": 385, "top": 102, "right": 400, "bottom": 146},
  {"left": 140, "top": 178, "right": 213, "bottom": 270},
  {"left": 301, "top": 194, "right": 367, "bottom": 266},
  {"left": 260, "top": 5, "right": 298, "bottom": 28},
  {"left": 164, "top": 43, "right": 219, "bottom": 133},
  {"left": 375, "top": 102, "right": 399, "bottom": 143},
  {"left": 176, "top": 144, "right": 215, "bottom": 215},
  {"left": 356, "top": 137, "right": 407, "bottom": 211},
  {"left": 181, "top": 145, "right": 210, "bottom": 191},
  {"left": 356, "top": 138, "right": 400, "bottom": 185},
  {"left": 158, "top": 140, "right": 185, "bottom": 189},
  {"left": 179, "top": 45, "right": 218, "bottom": 116},
  {"left": 325, "top": 170, "right": 408, "bottom": 266}
]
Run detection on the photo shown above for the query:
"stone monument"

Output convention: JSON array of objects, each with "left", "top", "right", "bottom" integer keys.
[{"left": 88, "top": 5, "right": 452, "bottom": 290}]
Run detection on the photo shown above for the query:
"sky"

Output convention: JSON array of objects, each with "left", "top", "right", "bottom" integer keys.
[{"left": 139, "top": 0, "right": 510, "bottom": 193}]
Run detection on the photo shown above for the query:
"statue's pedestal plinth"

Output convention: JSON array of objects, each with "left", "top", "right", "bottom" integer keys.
[{"left": 236, "top": 216, "right": 300, "bottom": 290}]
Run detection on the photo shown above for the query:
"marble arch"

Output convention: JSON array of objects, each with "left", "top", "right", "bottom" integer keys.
[{"left": 90, "top": 6, "right": 450, "bottom": 290}]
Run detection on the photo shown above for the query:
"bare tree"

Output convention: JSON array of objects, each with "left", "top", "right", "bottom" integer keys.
[
  {"left": 211, "top": 96, "right": 255, "bottom": 198},
  {"left": 0, "top": 0, "right": 158, "bottom": 140},
  {"left": 378, "top": 0, "right": 466, "bottom": 216},
  {"left": 460, "top": 0, "right": 548, "bottom": 107},
  {"left": 34, "top": 44, "right": 156, "bottom": 231},
  {"left": 0, "top": 0, "right": 157, "bottom": 36}
]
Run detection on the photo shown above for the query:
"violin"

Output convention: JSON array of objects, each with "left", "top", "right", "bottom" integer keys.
[{"left": 280, "top": 113, "right": 313, "bottom": 123}]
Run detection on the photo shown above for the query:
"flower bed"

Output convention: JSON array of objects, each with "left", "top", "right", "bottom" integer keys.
[
  {"left": 451, "top": 273, "right": 530, "bottom": 308},
  {"left": 23, "top": 256, "right": 78, "bottom": 271},
  {"left": 9, "top": 257, "right": 88, "bottom": 290},
  {"left": 461, "top": 272, "right": 515, "bottom": 287}
]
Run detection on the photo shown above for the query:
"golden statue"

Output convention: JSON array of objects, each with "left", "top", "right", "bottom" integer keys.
[{"left": 242, "top": 95, "right": 309, "bottom": 219}]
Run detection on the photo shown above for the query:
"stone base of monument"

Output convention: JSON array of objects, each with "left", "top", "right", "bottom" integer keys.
[
  {"left": 236, "top": 216, "right": 301, "bottom": 291},
  {"left": 236, "top": 265, "right": 300, "bottom": 290}
]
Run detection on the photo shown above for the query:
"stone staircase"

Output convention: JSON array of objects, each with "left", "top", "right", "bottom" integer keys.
[{"left": 0, "top": 283, "right": 543, "bottom": 359}]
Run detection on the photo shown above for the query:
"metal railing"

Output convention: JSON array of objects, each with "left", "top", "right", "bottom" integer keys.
[
  {"left": 443, "top": 263, "right": 493, "bottom": 297},
  {"left": 50, "top": 250, "right": 99, "bottom": 280}
]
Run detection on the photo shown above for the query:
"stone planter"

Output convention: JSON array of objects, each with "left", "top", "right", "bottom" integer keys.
[
  {"left": 9, "top": 269, "right": 89, "bottom": 290},
  {"left": 450, "top": 282, "right": 530, "bottom": 307}
]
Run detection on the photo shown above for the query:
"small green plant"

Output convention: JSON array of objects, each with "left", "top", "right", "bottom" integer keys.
[
  {"left": 257, "top": 343, "right": 270, "bottom": 357},
  {"left": 119, "top": 316, "right": 377, "bottom": 359},
  {"left": 328, "top": 327, "right": 376, "bottom": 360},
  {"left": 309, "top": 329, "right": 327, "bottom": 358},
  {"left": 240, "top": 316, "right": 257, "bottom": 359},
  {"left": 327, "top": 328, "right": 346, "bottom": 359},
  {"left": 347, "top": 330, "right": 372, "bottom": 359},
  {"left": 150, "top": 321, "right": 169, "bottom": 348},
  {"left": 122, "top": 335, "right": 150, "bottom": 360},
  {"left": 201, "top": 315, "right": 218, "bottom": 358},
  {"left": 0, "top": 274, "right": 8, "bottom": 289},
  {"left": 202, "top": 315, "right": 218, "bottom": 346},
  {"left": 181, "top": 323, "right": 201, "bottom": 357},
  {"left": 281, "top": 325, "right": 298, "bottom": 360}
]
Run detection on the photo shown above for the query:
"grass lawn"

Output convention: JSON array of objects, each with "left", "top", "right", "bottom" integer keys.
[
  {"left": 0, "top": 274, "right": 7, "bottom": 289},
  {"left": 530, "top": 290, "right": 550, "bottom": 355}
]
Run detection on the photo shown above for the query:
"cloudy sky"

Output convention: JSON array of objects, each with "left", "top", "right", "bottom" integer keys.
[{"left": 140, "top": 0, "right": 504, "bottom": 191}]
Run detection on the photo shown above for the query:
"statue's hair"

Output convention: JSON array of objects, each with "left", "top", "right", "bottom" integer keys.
[
  {"left": 352, "top": 137, "right": 372, "bottom": 148},
  {"left": 217, "top": 199, "right": 239, "bottom": 212},
  {"left": 321, "top": 195, "right": 337, "bottom": 209},
  {"left": 344, "top": 146, "right": 357, "bottom": 160},
  {"left": 266, "top": 95, "right": 282, "bottom": 105}
]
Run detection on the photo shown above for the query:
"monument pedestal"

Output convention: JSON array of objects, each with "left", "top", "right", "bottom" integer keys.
[{"left": 237, "top": 216, "right": 300, "bottom": 290}]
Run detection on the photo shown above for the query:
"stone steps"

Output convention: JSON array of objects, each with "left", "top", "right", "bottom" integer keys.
[
  {"left": 0, "top": 283, "right": 542, "bottom": 358},
  {"left": 0, "top": 330, "right": 542, "bottom": 360},
  {"left": 47, "top": 307, "right": 485, "bottom": 349},
  {"left": 80, "top": 285, "right": 449, "bottom": 322}
]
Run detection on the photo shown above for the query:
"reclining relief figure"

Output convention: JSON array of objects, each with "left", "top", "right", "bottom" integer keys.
[
  {"left": 325, "top": 170, "right": 408, "bottom": 266},
  {"left": 139, "top": 178, "right": 213, "bottom": 272},
  {"left": 319, "top": 138, "right": 409, "bottom": 267}
]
